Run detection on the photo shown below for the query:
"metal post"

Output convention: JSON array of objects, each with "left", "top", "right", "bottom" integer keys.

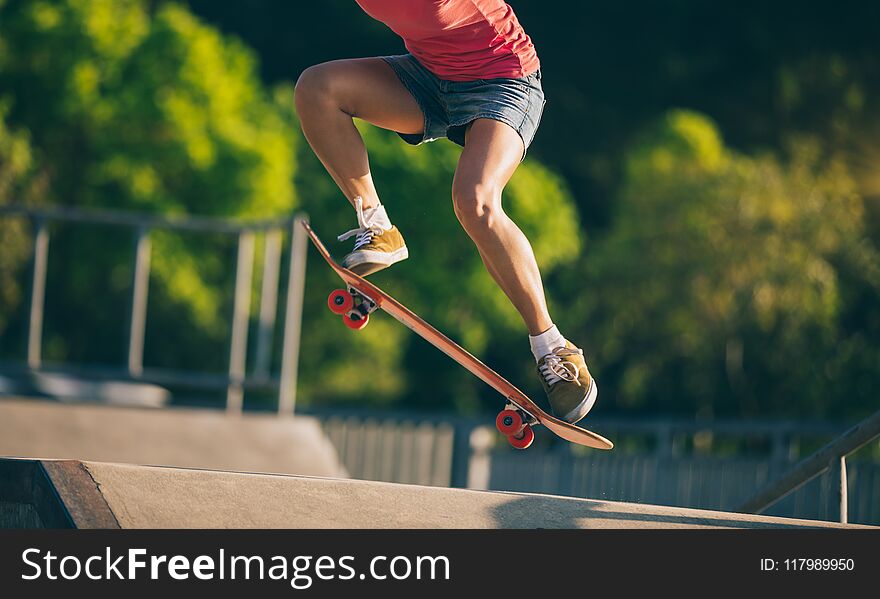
[
  {"left": 27, "top": 220, "right": 49, "bottom": 369},
  {"left": 227, "top": 231, "right": 255, "bottom": 413},
  {"left": 128, "top": 228, "right": 152, "bottom": 377},
  {"left": 838, "top": 456, "right": 848, "bottom": 524},
  {"left": 254, "top": 228, "right": 282, "bottom": 379},
  {"left": 466, "top": 426, "right": 494, "bottom": 490},
  {"left": 278, "top": 215, "right": 308, "bottom": 415},
  {"left": 655, "top": 423, "right": 673, "bottom": 457},
  {"left": 450, "top": 422, "right": 476, "bottom": 488}
]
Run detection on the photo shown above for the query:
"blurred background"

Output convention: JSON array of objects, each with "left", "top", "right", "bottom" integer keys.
[{"left": 0, "top": 0, "right": 878, "bottom": 524}]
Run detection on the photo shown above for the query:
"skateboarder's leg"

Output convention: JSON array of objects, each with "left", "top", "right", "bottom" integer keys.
[
  {"left": 453, "top": 118, "right": 598, "bottom": 423},
  {"left": 295, "top": 58, "right": 417, "bottom": 273},
  {"left": 295, "top": 58, "right": 424, "bottom": 211},
  {"left": 452, "top": 118, "right": 553, "bottom": 336}
]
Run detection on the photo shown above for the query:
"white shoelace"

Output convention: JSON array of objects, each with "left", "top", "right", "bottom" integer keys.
[
  {"left": 540, "top": 347, "right": 583, "bottom": 387},
  {"left": 338, "top": 197, "right": 383, "bottom": 250}
]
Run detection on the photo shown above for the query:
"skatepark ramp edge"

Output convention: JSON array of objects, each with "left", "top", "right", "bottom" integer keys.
[{"left": 0, "top": 458, "right": 872, "bottom": 529}]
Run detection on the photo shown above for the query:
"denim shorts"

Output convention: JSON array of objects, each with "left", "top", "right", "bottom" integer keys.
[{"left": 380, "top": 54, "right": 546, "bottom": 159}]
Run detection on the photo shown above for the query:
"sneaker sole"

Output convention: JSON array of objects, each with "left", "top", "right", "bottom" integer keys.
[
  {"left": 343, "top": 247, "right": 409, "bottom": 276},
  {"left": 561, "top": 378, "right": 598, "bottom": 425}
]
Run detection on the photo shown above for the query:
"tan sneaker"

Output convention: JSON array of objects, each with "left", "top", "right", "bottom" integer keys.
[
  {"left": 338, "top": 198, "right": 409, "bottom": 276},
  {"left": 536, "top": 342, "right": 598, "bottom": 424}
]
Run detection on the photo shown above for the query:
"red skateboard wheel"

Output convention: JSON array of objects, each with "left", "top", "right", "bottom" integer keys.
[
  {"left": 495, "top": 409, "right": 524, "bottom": 436},
  {"left": 343, "top": 312, "right": 369, "bottom": 330},
  {"left": 328, "top": 289, "right": 354, "bottom": 315},
  {"left": 508, "top": 425, "right": 534, "bottom": 449}
]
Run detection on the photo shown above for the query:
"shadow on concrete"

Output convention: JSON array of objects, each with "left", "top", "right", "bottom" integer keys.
[{"left": 489, "top": 493, "right": 829, "bottom": 529}]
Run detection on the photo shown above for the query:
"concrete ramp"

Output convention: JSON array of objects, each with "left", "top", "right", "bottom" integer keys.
[
  {"left": 0, "top": 398, "right": 346, "bottom": 478},
  {"left": 0, "top": 458, "right": 871, "bottom": 529}
]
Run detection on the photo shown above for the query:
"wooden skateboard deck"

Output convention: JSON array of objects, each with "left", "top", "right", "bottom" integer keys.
[{"left": 303, "top": 220, "right": 613, "bottom": 450}]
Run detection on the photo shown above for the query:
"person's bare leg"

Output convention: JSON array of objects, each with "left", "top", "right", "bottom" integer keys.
[
  {"left": 294, "top": 58, "right": 424, "bottom": 210},
  {"left": 452, "top": 119, "right": 554, "bottom": 336}
]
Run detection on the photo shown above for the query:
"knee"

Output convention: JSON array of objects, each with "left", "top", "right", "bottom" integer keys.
[
  {"left": 294, "top": 63, "right": 337, "bottom": 113},
  {"left": 452, "top": 182, "right": 502, "bottom": 233}
]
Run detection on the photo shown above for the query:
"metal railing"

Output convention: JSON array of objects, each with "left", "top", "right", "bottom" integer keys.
[
  {"left": 737, "top": 408, "right": 880, "bottom": 523},
  {"left": 0, "top": 205, "right": 308, "bottom": 414}
]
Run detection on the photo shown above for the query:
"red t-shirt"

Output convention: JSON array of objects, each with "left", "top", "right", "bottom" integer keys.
[{"left": 354, "top": 0, "right": 540, "bottom": 81}]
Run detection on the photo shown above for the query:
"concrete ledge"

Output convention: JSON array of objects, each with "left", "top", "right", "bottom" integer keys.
[{"left": 0, "top": 398, "right": 346, "bottom": 478}]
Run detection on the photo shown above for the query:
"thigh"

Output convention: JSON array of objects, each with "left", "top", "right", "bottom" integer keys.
[
  {"left": 453, "top": 119, "right": 525, "bottom": 198},
  {"left": 297, "top": 57, "right": 425, "bottom": 135}
]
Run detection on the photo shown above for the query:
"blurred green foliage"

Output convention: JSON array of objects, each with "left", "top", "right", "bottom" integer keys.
[
  {"left": 570, "top": 111, "right": 880, "bottom": 418},
  {"left": 0, "top": 0, "right": 296, "bottom": 367},
  {"left": 0, "top": 0, "right": 878, "bottom": 419},
  {"left": 0, "top": 100, "right": 39, "bottom": 332}
]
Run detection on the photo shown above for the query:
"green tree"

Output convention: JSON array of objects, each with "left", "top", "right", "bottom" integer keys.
[
  {"left": 570, "top": 110, "right": 880, "bottom": 418},
  {"left": 0, "top": 0, "right": 297, "bottom": 369},
  {"left": 0, "top": 100, "right": 43, "bottom": 338}
]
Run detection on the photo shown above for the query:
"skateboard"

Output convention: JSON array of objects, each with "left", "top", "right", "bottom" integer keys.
[{"left": 303, "top": 220, "right": 613, "bottom": 451}]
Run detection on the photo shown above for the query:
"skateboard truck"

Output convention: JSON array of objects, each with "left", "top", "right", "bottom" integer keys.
[
  {"left": 495, "top": 401, "right": 538, "bottom": 449},
  {"left": 327, "top": 287, "right": 378, "bottom": 330}
]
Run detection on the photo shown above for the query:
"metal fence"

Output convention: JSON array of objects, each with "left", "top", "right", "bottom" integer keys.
[
  {"left": 0, "top": 205, "right": 308, "bottom": 413},
  {"left": 487, "top": 451, "right": 880, "bottom": 525},
  {"left": 303, "top": 407, "right": 481, "bottom": 489}
]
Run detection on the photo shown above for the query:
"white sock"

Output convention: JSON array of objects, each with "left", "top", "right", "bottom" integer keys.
[
  {"left": 529, "top": 325, "right": 566, "bottom": 363},
  {"left": 362, "top": 202, "right": 392, "bottom": 231}
]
